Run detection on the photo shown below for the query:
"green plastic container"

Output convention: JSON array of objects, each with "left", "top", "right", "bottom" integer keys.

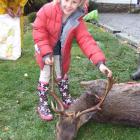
[{"left": 83, "top": 10, "right": 99, "bottom": 22}]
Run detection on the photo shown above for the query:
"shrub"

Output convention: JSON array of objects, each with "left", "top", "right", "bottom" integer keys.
[
  {"left": 88, "top": 0, "right": 98, "bottom": 12},
  {"left": 27, "top": 12, "right": 36, "bottom": 23},
  {"left": 24, "top": 0, "right": 48, "bottom": 15}
]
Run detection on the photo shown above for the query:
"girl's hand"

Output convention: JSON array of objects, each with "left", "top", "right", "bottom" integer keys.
[
  {"left": 16, "top": 6, "right": 22, "bottom": 17},
  {"left": 99, "top": 64, "right": 112, "bottom": 78},
  {"left": 44, "top": 56, "right": 54, "bottom": 65},
  {"left": 7, "top": 8, "right": 15, "bottom": 18}
]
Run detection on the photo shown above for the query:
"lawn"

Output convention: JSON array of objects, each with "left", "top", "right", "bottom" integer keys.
[{"left": 0, "top": 22, "right": 140, "bottom": 140}]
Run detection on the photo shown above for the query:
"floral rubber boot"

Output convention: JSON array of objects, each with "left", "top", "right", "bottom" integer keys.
[
  {"left": 37, "top": 82, "right": 53, "bottom": 121},
  {"left": 58, "top": 79, "right": 74, "bottom": 108}
]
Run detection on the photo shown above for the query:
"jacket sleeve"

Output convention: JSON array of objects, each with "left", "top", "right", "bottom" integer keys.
[
  {"left": 32, "top": 6, "right": 52, "bottom": 57},
  {"left": 19, "top": 0, "right": 28, "bottom": 7},
  {"left": 75, "top": 20, "right": 106, "bottom": 65},
  {"left": 0, "top": 0, "right": 8, "bottom": 14},
  {"left": 0, "top": 0, "right": 7, "bottom": 7}
]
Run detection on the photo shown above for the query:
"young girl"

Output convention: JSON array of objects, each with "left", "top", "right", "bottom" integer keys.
[{"left": 32, "top": 0, "right": 112, "bottom": 121}]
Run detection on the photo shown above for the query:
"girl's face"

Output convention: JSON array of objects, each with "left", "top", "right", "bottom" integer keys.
[{"left": 61, "top": 0, "right": 81, "bottom": 16}]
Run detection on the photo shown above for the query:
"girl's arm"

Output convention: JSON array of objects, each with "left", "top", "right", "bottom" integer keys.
[
  {"left": 7, "top": 7, "right": 15, "bottom": 17},
  {"left": 32, "top": 8, "right": 53, "bottom": 57},
  {"left": 75, "top": 20, "right": 112, "bottom": 78},
  {"left": 75, "top": 20, "right": 106, "bottom": 65}
]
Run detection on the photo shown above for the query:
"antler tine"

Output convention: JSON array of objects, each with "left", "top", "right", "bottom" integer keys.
[
  {"left": 76, "top": 77, "right": 114, "bottom": 118},
  {"left": 97, "top": 77, "right": 114, "bottom": 106},
  {"left": 51, "top": 91, "right": 76, "bottom": 116},
  {"left": 50, "top": 91, "right": 65, "bottom": 113},
  {"left": 50, "top": 92, "right": 66, "bottom": 115},
  {"left": 50, "top": 58, "right": 65, "bottom": 114},
  {"left": 50, "top": 60, "right": 76, "bottom": 117}
]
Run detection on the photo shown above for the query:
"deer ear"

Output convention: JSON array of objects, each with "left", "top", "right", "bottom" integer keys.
[
  {"left": 80, "top": 79, "right": 109, "bottom": 88},
  {"left": 80, "top": 80, "right": 95, "bottom": 88},
  {"left": 76, "top": 113, "right": 93, "bottom": 130}
]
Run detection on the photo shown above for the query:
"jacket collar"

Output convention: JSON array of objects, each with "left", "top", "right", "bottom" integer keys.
[
  {"left": 60, "top": 8, "right": 85, "bottom": 47},
  {"left": 69, "top": 7, "right": 85, "bottom": 20}
]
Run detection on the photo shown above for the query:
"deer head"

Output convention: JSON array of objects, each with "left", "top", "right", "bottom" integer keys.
[{"left": 51, "top": 77, "right": 114, "bottom": 140}]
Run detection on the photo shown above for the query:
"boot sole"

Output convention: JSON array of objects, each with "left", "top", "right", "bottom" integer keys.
[{"left": 36, "top": 107, "right": 53, "bottom": 121}]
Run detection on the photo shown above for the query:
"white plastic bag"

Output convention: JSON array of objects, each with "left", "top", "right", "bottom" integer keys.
[{"left": 0, "top": 14, "right": 21, "bottom": 60}]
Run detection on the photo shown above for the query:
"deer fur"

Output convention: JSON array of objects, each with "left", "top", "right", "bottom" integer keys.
[{"left": 55, "top": 79, "right": 140, "bottom": 140}]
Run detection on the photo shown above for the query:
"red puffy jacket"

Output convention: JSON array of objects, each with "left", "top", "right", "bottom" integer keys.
[{"left": 32, "top": 2, "right": 106, "bottom": 75}]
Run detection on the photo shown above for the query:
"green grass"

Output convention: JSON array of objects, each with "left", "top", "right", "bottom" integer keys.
[{"left": 0, "top": 22, "right": 140, "bottom": 140}]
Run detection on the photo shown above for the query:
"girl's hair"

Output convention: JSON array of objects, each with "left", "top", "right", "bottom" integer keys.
[{"left": 53, "top": 0, "right": 88, "bottom": 8}]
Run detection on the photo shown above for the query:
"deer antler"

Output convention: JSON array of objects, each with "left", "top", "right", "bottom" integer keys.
[
  {"left": 50, "top": 59, "right": 65, "bottom": 115},
  {"left": 75, "top": 77, "right": 114, "bottom": 118},
  {"left": 50, "top": 57, "right": 114, "bottom": 118},
  {"left": 50, "top": 91, "right": 65, "bottom": 114}
]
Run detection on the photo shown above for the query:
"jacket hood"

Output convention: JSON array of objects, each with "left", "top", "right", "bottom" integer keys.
[{"left": 60, "top": 7, "right": 85, "bottom": 47}]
